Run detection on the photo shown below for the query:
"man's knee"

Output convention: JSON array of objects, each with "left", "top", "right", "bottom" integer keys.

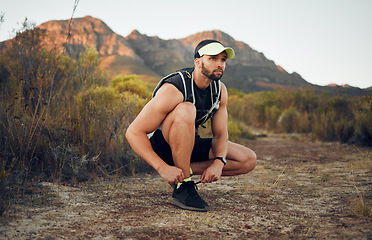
[
  {"left": 172, "top": 102, "right": 196, "bottom": 125},
  {"left": 162, "top": 102, "right": 196, "bottom": 142},
  {"left": 241, "top": 149, "right": 257, "bottom": 174}
]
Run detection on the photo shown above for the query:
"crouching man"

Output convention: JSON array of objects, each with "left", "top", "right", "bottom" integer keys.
[{"left": 126, "top": 39, "right": 257, "bottom": 211}]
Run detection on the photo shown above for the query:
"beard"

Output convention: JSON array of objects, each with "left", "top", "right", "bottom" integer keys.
[{"left": 201, "top": 62, "right": 223, "bottom": 81}]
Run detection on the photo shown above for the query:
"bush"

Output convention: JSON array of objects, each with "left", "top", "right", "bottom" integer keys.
[
  {"left": 227, "top": 88, "right": 371, "bottom": 146},
  {"left": 265, "top": 105, "right": 281, "bottom": 130},
  {"left": 112, "top": 75, "right": 151, "bottom": 98},
  {"left": 228, "top": 120, "right": 242, "bottom": 141},
  {"left": 334, "top": 119, "right": 354, "bottom": 143},
  {"left": 0, "top": 20, "right": 153, "bottom": 213},
  {"left": 227, "top": 120, "right": 256, "bottom": 141},
  {"left": 278, "top": 107, "right": 299, "bottom": 133},
  {"left": 354, "top": 99, "right": 372, "bottom": 146},
  {"left": 73, "top": 79, "right": 149, "bottom": 173}
]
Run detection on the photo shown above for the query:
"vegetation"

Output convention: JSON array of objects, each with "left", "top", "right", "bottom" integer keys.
[
  {"left": 228, "top": 88, "right": 372, "bottom": 146},
  {"left": 0, "top": 21, "right": 151, "bottom": 214},
  {"left": 0, "top": 21, "right": 371, "bottom": 215}
]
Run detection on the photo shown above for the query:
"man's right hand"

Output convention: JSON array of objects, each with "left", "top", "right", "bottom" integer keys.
[{"left": 157, "top": 164, "right": 185, "bottom": 184}]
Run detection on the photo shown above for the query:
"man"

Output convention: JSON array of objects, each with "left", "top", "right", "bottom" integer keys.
[{"left": 125, "top": 39, "right": 257, "bottom": 212}]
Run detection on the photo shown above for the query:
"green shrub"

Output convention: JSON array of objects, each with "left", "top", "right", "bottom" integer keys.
[
  {"left": 278, "top": 107, "right": 299, "bottom": 133},
  {"left": 228, "top": 120, "right": 242, "bottom": 141},
  {"left": 73, "top": 83, "right": 149, "bottom": 171},
  {"left": 265, "top": 105, "right": 281, "bottom": 131},
  {"left": 227, "top": 120, "right": 256, "bottom": 141},
  {"left": 227, "top": 88, "right": 371, "bottom": 146},
  {"left": 354, "top": 103, "right": 372, "bottom": 146},
  {"left": 112, "top": 74, "right": 151, "bottom": 98},
  {"left": 334, "top": 119, "right": 354, "bottom": 143},
  {"left": 237, "top": 121, "right": 256, "bottom": 139},
  {"left": 297, "top": 112, "right": 311, "bottom": 133}
]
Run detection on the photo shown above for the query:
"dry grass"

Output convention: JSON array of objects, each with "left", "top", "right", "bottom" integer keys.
[{"left": 1, "top": 136, "right": 371, "bottom": 239}]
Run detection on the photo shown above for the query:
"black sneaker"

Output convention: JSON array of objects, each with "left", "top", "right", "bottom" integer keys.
[{"left": 169, "top": 181, "right": 210, "bottom": 212}]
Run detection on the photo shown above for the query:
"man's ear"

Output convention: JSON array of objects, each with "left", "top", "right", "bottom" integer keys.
[{"left": 194, "top": 58, "right": 201, "bottom": 68}]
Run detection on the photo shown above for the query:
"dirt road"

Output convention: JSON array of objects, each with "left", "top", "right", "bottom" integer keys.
[{"left": 1, "top": 135, "right": 371, "bottom": 239}]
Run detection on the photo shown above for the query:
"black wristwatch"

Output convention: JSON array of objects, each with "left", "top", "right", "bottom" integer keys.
[{"left": 214, "top": 157, "right": 227, "bottom": 165}]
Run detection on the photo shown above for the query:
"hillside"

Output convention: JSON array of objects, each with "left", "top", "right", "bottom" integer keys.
[
  {"left": 37, "top": 16, "right": 310, "bottom": 91},
  {"left": 1, "top": 16, "right": 370, "bottom": 95}
]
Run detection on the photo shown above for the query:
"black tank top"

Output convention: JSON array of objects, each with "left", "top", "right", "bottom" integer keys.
[{"left": 164, "top": 74, "right": 213, "bottom": 127}]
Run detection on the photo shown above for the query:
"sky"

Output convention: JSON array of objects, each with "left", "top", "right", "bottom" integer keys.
[{"left": 1, "top": 0, "right": 371, "bottom": 89}]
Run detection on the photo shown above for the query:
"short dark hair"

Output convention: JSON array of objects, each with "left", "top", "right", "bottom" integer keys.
[{"left": 194, "top": 39, "right": 221, "bottom": 59}]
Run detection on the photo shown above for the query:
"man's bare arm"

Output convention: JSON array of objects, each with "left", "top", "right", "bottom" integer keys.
[
  {"left": 125, "top": 84, "right": 185, "bottom": 183},
  {"left": 200, "top": 83, "right": 229, "bottom": 183},
  {"left": 211, "top": 83, "right": 229, "bottom": 158}
]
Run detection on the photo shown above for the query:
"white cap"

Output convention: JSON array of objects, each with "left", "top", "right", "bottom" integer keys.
[{"left": 197, "top": 42, "right": 235, "bottom": 59}]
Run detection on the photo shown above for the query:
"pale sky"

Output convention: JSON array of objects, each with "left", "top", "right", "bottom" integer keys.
[{"left": 1, "top": 0, "right": 371, "bottom": 89}]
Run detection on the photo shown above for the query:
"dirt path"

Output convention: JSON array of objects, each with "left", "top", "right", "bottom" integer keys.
[{"left": 1, "top": 135, "right": 371, "bottom": 239}]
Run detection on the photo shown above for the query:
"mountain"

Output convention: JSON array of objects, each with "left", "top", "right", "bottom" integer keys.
[
  {"left": 1, "top": 16, "right": 370, "bottom": 95},
  {"left": 33, "top": 16, "right": 311, "bottom": 91}
]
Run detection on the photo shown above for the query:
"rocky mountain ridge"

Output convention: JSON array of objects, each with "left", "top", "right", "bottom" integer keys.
[
  {"left": 35, "top": 16, "right": 312, "bottom": 91},
  {"left": 1, "top": 16, "right": 370, "bottom": 95}
]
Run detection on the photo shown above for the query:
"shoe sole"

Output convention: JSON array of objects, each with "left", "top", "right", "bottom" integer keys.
[{"left": 169, "top": 197, "right": 210, "bottom": 212}]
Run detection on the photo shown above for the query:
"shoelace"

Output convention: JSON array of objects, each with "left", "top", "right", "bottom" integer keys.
[{"left": 191, "top": 181, "right": 201, "bottom": 191}]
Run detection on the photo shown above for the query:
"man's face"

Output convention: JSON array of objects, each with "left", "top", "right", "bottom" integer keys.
[{"left": 200, "top": 51, "right": 227, "bottom": 81}]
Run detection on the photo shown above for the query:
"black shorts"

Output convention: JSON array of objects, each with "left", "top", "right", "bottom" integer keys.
[{"left": 149, "top": 129, "right": 212, "bottom": 166}]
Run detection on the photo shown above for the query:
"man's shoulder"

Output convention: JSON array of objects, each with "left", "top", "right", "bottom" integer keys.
[
  {"left": 178, "top": 67, "right": 194, "bottom": 76},
  {"left": 152, "top": 67, "right": 195, "bottom": 101},
  {"left": 162, "top": 68, "right": 193, "bottom": 96},
  {"left": 164, "top": 67, "right": 194, "bottom": 82},
  {"left": 164, "top": 72, "right": 183, "bottom": 84},
  {"left": 161, "top": 73, "right": 183, "bottom": 95}
]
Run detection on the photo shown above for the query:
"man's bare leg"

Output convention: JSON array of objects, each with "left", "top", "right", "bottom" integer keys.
[
  {"left": 191, "top": 141, "right": 257, "bottom": 176},
  {"left": 161, "top": 102, "right": 196, "bottom": 180},
  {"left": 161, "top": 103, "right": 210, "bottom": 211}
]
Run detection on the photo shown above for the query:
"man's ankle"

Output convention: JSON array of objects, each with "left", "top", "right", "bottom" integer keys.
[{"left": 176, "top": 177, "right": 192, "bottom": 189}]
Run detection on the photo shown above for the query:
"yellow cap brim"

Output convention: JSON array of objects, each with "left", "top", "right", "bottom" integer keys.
[{"left": 198, "top": 42, "right": 235, "bottom": 59}]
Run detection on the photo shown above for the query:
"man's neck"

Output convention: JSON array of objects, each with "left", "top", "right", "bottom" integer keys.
[{"left": 193, "top": 70, "right": 212, "bottom": 90}]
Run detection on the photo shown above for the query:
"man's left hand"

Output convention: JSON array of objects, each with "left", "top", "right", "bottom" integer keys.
[{"left": 200, "top": 160, "right": 224, "bottom": 183}]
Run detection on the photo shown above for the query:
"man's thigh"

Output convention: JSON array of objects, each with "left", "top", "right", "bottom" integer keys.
[
  {"left": 209, "top": 141, "right": 256, "bottom": 162},
  {"left": 150, "top": 130, "right": 212, "bottom": 165},
  {"left": 160, "top": 102, "right": 196, "bottom": 144}
]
